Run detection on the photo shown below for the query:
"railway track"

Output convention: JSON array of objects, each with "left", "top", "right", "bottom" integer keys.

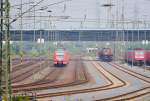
[
  {"left": 30, "top": 60, "right": 126, "bottom": 99},
  {"left": 75, "top": 60, "right": 89, "bottom": 83},
  {"left": 13, "top": 58, "right": 149, "bottom": 101},
  {"left": 12, "top": 61, "right": 35, "bottom": 72},
  {"left": 12, "top": 58, "right": 29, "bottom": 66},
  {"left": 145, "top": 67, "right": 150, "bottom": 71},
  {"left": 12, "top": 67, "right": 63, "bottom": 89},
  {"left": 12, "top": 58, "right": 48, "bottom": 72},
  {"left": 139, "top": 65, "right": 150, "bottom": 71},
  {"left": 11, "top": 61, "right": 49, "bottom": 83},
  {"left": 96, "top": 87, "right": 150, "bottom": 101},
  {"left": 37, "top": 60, "right": 149, "bottom": 100},
  {"left": 94, "top": 62, "right": 150, "bottom": 101},
  {"left": 13, "top": 60, "right": 88, "bottom": 92},
  {"left": 109, "top": 63, "right": 150, "bottom": 83}
]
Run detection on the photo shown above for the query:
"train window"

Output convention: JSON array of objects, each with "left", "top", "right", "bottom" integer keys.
[{"left": 135, "top": 51, "right": 144, "bottom": 59}]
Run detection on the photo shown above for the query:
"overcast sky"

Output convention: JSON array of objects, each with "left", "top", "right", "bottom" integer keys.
[{"left": 10, "top": 0, "right": 150, "bottom": 30}]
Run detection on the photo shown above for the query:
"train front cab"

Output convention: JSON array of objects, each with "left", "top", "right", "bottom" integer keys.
[
  {"left": 53, "top": 50, "right": 68, "bottom": 67},
  {"left": 125, "top": 58, "right": 144, "bottom": 66},
  {"left": 133, "top": 60, "right": 144, "bottom": 66},
  {"left": 53, "top": 51, "right": 63, "bottom": 67},
  {"left": 125, "top": 50, "right": 145, "bottom": 66},
  {"left": 100, "top": 55, "right": 113, "bottom": 62}
]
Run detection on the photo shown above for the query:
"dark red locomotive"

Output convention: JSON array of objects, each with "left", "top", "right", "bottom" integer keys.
[
  {"left": 125, "top": 49, "right": 145, "bottom": 66},
  {"left": 98, "top": 48, "right": 113, "bottom": 62},
  {"left": 145, "top": 49, "right": 150, "bottom": 65}
]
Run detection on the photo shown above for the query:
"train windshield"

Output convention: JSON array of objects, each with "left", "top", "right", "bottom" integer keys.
[
  {"left": 135, "top": 51, "right": 144, "bottom": 59},
  {"left": 56, "top": 50, "right": 65, "bottom": 59}
]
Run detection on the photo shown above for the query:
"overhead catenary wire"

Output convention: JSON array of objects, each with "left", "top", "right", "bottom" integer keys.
[
  {"left": 18, "top": 17, "right": 150, "bottom": 27},
  {"left": 10, "top": 0, "right": 45, "bottom": 24},
  {"left": 10, "top": 0, "right": 72, "bottom": 24},
  {"left": 10, "top": 0, "right": 150, "bottom": 30},
  {"left": 10, "top": 1, "right": 34, "bottom": 8},
  {"left": 40, "top": 0, "right": 71, "bottom": 9},
  {"left": 20, "top": 15, "right": 150, "bottom": 22}
]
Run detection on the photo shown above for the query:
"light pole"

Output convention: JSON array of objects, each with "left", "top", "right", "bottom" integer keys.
[
  {"left": 142, "top": 40, "right": 148, "bottom": 71},
  {"left": 16, "top": 1, "right": 24, "bottom": 63},
  {"left": 0, "top": 0, "right": 3, "bottom": 95},
  {"left": 101, "top": 1, "right": 114, "bottom": 28},
  {"left": 47, "top": 10, "right": 52, "bottom": 60},
  {"left": 131, "top": 30, "right": 134, "bottom": 67},
  {"left": 37, "top": 38, "right": 45, "bottom": 76},
  {"left": 20, "top": 0, "right": 23, "bottom": 63},
  {"left": 38, "top": 8, "right": 46, "bottom": 75}
]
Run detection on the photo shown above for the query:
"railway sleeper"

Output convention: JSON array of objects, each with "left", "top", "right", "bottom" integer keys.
[{"left": 76, "top": 62, "right": 88, "bottom": 82}]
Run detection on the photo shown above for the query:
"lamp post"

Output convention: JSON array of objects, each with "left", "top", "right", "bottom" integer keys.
[{"left": 101, "top": 1, "right": 114, "bottom": 28}]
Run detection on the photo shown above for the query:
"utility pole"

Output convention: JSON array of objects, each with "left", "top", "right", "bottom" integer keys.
[
  {"left": 133, "top": 0, "right": 139, "bottom": 29},
  {"left": 114, "top": 0, "right": 119, "bottom": 61},
  {"left": 20, "top": 0, "right": 23, "bottom": 63},
  {"left": 0, "top": 0, "right": 3, "bottom": 96},
  {"left": 121, "top": 0, "right": 125, "bottom": 63},
  {"left": 106, "top": 0, "right": 112, "bottom": 28},
  {"left": 1, "top": 0, "right": 12, "bottom": 101},
  {"left": 96, "top": 0, "right": 100, "bottom": 28}
]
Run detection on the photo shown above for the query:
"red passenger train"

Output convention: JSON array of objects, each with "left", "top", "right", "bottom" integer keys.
[{"left": 53, "top": 48, "right": 69, "bottom": 67}]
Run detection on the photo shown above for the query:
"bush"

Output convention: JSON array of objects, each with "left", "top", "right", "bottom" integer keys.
[{"left": 12, "top": 96, "right": 30, "bottom": 101}]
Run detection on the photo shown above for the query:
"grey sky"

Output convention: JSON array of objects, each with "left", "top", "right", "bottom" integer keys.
[{"left": 10, "top": 0, "right": 150, "bottom": 29}]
